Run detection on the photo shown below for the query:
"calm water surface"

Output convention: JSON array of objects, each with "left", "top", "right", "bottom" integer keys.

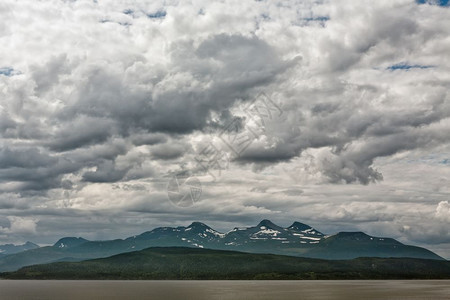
[{"left": 0, "top": 280, "right": 449, "bottom": 300}]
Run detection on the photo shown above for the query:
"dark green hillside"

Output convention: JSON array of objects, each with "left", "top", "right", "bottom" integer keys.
[{"left": 2, "top": 247, "right": 449, "bottom": 280}]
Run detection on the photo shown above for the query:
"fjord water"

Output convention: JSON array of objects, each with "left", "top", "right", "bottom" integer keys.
[{"left": 0, "top": 280, "right": 449, "bottom": 300}]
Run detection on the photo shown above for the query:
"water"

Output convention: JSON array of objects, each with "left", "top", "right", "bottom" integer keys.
[{"left": 0, "top": 280, "right": 449, "bottom": 300}]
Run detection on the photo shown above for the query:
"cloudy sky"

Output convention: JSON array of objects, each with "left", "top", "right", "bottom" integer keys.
[{"left": 0, "top": 0, "right": 449, "bottom": 258}]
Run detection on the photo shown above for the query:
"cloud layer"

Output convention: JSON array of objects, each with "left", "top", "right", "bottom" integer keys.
[{"left": 0, "top": 0, "right": 449, "bottom": 258}]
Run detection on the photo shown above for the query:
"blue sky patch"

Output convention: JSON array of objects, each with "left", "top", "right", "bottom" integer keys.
[
  {"left": 304, "top": 16, "right": 330, "bottom": 22},
  {"left": 416, "top": 0, "right": 449, "bottom": 6},
  {"left": 294, "top": 16, "right": 329, "bottom": 27},
  {"left": 100, "top": 19, "right": 131, "bottom": 26},
  {"left": 123, "top": 9, "right": 134, "bottom": 15},
  {"left": 0, "top": 67, "right": 19, "bottom": 76},
  {"left": 387, "top": 63, "right": 434, "bottom": 70},
  {"left": 147, "top": 11, "right": 166, "bottom": 19}
]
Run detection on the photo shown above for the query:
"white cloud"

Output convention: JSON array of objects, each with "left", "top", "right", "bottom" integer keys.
[
  {"left": 0, "top": 217, "right": 37, "bottom": 235},
  {"left": 436, "top": 201, "right": 450, "bottom": 222}
]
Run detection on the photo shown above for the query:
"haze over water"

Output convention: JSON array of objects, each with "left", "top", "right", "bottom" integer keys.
[{"left": 0, "top": 280, "right": 449, "bottom": 300}]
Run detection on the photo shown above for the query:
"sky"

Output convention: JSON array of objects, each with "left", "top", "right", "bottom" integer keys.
[{"left": 0, "top": 0, "right": 449, "bottom": 259}]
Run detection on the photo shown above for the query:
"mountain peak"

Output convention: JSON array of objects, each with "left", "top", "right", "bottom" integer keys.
[
  {"left": 53, "top": 237, "right": 88, "bottom": 249},
  {"left": 288, "top": 221, "right": 312, "bottom": 231},
  {"left": 187, "top": 222, "right": 211, "bottom": 230},
  {"left": 257, "top": 219, "right": 280, "bottom": 229}
]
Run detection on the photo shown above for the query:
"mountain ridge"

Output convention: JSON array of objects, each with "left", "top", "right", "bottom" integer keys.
[
  {"left": 0, "top": 219, "right": 443, "bottom": 272},
  {"left": 0, "top": 242, "right": 39, "bottom": 256}
]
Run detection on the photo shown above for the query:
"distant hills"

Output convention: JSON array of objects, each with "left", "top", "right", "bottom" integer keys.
[
  {"left": 2, "top": 247, "right": 450, "bottom": 280},
  {"left": 0, "top": 220, "right": 444, "bottom": 272},
  {"left": 0, "top": 242, "right": 39, "bottom": 256}
]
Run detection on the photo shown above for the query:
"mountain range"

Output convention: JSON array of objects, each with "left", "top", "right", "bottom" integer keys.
[
  {"left": 0, "top": 242, "right": 39, "bottom": 256},
  {"left": 0, "top": 219, "right": 444, "bottom": 272}
]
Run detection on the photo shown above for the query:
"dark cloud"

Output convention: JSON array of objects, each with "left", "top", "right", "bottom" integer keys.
[
  {"left": 0, "top": 157, "right": 78, "bottom": 192},
  {"left": 31, "top": 54, "right": 69, "bottom": 96},
  {"left": 280, "top": 189, "right": 304, "bottom": 196},
  {"left": 0, "top": 147, "right": 56, "bottom": 169},
  {"left": 48, "top": 116, "right": 116, "bottom": 152},
  {"left": 131, "top": 133, "right": 168, "bottom": 146},
  {"left": 82, "top": 160, "right": 130, "bottom": 183},
  {"left": 150, "top": 143, "right": 187, "bottom": 160}
]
